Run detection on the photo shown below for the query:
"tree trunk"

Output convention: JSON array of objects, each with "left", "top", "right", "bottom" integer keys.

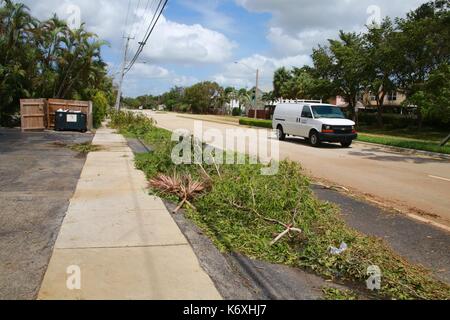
[
  {"left": 417, "top": 107, "right": 423, "bottom": 130},
  {"left": 376, "top": 93, "right": 385, "bottom": 128}
]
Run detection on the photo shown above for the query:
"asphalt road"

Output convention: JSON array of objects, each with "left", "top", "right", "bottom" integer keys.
[
  {"left": 143, "top": 111, "right": 450, "bottom": 227},
  {"left": 0, "top": 129, "right": 92, "bottom": 299}
]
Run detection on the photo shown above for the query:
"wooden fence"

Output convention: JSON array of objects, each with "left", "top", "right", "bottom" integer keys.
[
  {"left": 20, "top": 99, "right": 47, "bottom": 131},
  {"left": 20, "top": 98, "right": 93, "bottom": 132},
  {"left": 248, "top": 109, "right": 271, "bottom": 120}
]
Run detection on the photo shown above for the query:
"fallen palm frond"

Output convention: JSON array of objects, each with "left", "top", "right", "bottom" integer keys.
[
  {"left": 149, "top": 173, "right": 208, "bottom": 213},
  {"left": 149, "top": 172, "right": 181, "bottom": 195}
]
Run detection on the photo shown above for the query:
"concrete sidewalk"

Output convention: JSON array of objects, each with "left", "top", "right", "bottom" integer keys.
[{"left": 38, "top": 128, "right": 221, "bottom": 300}]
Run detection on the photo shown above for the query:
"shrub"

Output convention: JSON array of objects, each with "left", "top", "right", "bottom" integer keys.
[
  {"left": 357, "top": 112, "right": 417, "bottom": 129},
  {"left": 92, "top": 91, "right": 109, "bottom": 128},
  {"left": 232, "top": 107, "right": 241, "bottom": 117},
  {"left": 239, "top": 118, "right": 273, "bottom": 129}
]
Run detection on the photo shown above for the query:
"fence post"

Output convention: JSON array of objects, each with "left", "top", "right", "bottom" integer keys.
[
  {"left": 440, "top": 134, "right": 450, "bottom": 147},
  {"left": 88, "top": 101, "right": 93, "bottom": 131}
]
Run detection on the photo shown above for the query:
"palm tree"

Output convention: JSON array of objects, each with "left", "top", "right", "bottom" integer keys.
[
  {"left": 273, "top": 67, "right": 292, "bottom": 98},
  {"left": 0, "top": 1, "right": 114, "bottom": 126}
]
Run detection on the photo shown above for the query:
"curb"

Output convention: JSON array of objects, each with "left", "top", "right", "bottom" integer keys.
[
  {"left": 175, "top": 115, "right": 241, "bottom": 127},
  {"left": 354, "top": 140, "right": 450, "bottom": 160}
]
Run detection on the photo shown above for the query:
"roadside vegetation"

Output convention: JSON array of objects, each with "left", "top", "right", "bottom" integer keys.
[
  {"left": 239, "top": 118, "right": 273, "bottom": 129},
  {"left": 357, "top": 134, "right": 450, "bottom": 155},
  {"left": 110, "top": 111, "right": 450, "bottom": 300},
  {"left": 0, "top": 0, "right": 114, "bottom": 127}
]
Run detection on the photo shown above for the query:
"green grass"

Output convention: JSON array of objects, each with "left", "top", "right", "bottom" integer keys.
[
  {"left": 110, "top": 111, "right": 450, "bottom": 300},
  {"left": 357, "top": 133, "right": 450, "bottom": 155},
  {"left": 322, "top": 287, "right": 359, "bottom": 300},
  {"left": 69, "top": 142, "right": 102, "bottom": 154},
  {"left": 358, "top": 127, "right": 447, "bottom": 141},
  {"left": 239, "top": 118, "right": 273, "bottom": 129}
]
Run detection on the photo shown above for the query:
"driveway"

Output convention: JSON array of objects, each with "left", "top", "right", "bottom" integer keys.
[
  {"left": 144, "top": 111, "right": 450, "bottom": 227},
  {"left": 0, "top": 128, "right": 92, "bottom": 299}
]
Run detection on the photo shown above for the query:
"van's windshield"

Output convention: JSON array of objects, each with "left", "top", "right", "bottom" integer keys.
[{"left": 311, "top": 106, "right": 346, "bottom": 119}]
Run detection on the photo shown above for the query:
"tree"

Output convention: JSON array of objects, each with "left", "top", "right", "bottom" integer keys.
[
  {"left": 262, "top": 91, "right": 275, "bottom": 103},
  {"left": 0, "top": 0, "right": 113, "bottom": 126},
  {"left": 184, "top": 81, "right": 223, "bottom": 114},
  {"left": 279, "top": 67, "right": 320, "bottom": 99},
  {"left": 364, "top": 18, "right": 397, "bottom": 126},
  {"left": 160, "top": 87, "right": 184, "bottom": 111},
  {"left": 312, "top": 31, "right": 368, "bottom": 120},
  {"left": 391, "top": 0, "right": 450, "bottom": 126},
  {"left": 273, "top": 67, "right": 292, "bottom": 98},
  {"left": 407, "top": 63, "right": 450, "bottom": 126}
]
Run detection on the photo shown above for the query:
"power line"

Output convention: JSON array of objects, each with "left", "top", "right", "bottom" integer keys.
[
  {"left": 111, "top": 0, "right": 133, "bottom": 78},
  {"left": 115, "top": 0, "right": 166, "bottom": 109},
  {"left": 125, "top": 0, "right": 168, "bottom": 74},
  {"left": 131, "top": 0, "right": 142, "bottom": 37},
  {"left": 126, "top": 0, "right": 164, "bottom": 72},
  {"left": 131, "top": 0, "right": 157, "bottom": 55}
]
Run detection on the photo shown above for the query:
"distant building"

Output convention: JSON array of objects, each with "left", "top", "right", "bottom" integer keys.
[
  {"left": 362, "top": 91, "right": 407, "bottom": 108},
  {"left": 329, "top": 90, "right": 407, "bottom": 110}
]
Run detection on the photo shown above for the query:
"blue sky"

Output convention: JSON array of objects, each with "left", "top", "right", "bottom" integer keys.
[{"left": 23, "top": 0, "right": 428, "bottom": 97}]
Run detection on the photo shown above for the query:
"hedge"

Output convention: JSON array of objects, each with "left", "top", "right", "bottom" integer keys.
[{"left": 239, "top": 118, "right": 273, "bottom": 129}]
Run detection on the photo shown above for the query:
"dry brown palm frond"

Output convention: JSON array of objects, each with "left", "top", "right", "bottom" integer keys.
[
  {"left": 182, "top": 175, "right": 206, "bottom": 197},
  {"left": 149, "top": 173, "right": 181, "bottom": 195},
  {"left": 149, "top": 173, "right": 208, "bottom": 214}
]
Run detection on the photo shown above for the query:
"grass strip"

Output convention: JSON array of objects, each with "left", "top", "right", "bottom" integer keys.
[
  {"left": 239, "top": 118, "right": 273, "bottom": 129},
  {"left": 110, "top": 111, "right": 450, "bottom": 300},
  {"left": 357, "top": 134, "right": 450, "bottom": 155}
]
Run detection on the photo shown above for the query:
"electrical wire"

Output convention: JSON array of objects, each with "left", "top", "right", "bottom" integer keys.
[
  {"left": 126, "top": 0, "right": 164, "bottom": 71},
  {"left": 125, "top": 0, "right": 168, "bottom": 74},
  {"left": 130, "top": 0, "right": 157, "bottom": 57}
]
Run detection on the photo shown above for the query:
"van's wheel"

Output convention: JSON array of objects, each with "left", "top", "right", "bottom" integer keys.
[
  {"left": 276, "top": 125, "right": 286, "bottom": 141},
  {"left": 310, "top": 131, "right": 321, "bottom": 147},
  {"left": 341, "top": 141, "right": 352, "bottom": 148}
]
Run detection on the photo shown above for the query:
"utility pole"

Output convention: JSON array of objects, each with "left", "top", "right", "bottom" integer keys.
[
  {"left": 254, "top": 68, "right": 259, "bottom": 119},
  {"left": 115, "top": 36, "right": 134, "bottom": 111}
]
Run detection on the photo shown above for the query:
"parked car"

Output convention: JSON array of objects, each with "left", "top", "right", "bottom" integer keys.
[{"left": 272, "top": 100, "right": 357, "bottom": 148}]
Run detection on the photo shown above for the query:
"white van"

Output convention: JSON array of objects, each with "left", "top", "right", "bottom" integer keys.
[{"left": 272, "top": 100, "right": 357, "bottom": 148}]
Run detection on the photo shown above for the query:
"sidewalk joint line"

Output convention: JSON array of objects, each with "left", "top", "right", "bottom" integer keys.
[{"left": 56, "top": 243, "right": 189, "bottom": 250}]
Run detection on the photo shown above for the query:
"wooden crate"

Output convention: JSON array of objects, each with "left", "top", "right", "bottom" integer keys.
[
  {"left": 47, "top": 99, "right": 93, "bottom": 130},
  {"left": 20, "top": 99, "right": 47, "bottom": 131}
]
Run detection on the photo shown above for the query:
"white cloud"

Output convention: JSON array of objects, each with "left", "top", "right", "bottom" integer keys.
[
  {"left": 214, "top": 54, "right": 312, "bottom": 91},
  {"left": 22, "top": 0, "right": 236, "bottom": 65},
  {"left": 237, "top": 0, "right": 429, "bottom": 55},
  {"left": 136, "top": 16, "right": 237, "bottom": 64},
  {"left": 179, "top": 0, "right": 235, "bottom": 33},
  {"left": 121, "top": 63, "right": 198, "bottom": 96}
]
